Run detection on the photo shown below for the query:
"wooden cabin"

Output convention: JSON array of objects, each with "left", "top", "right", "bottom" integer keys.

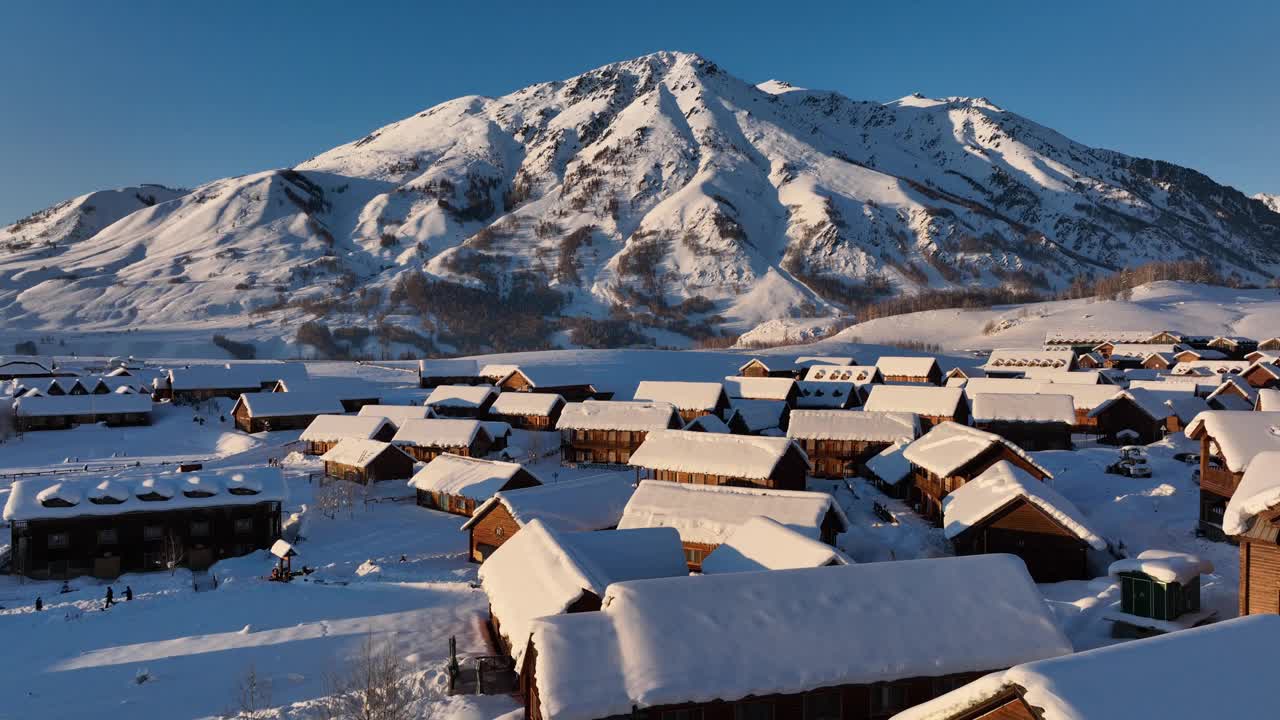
[
  {"left": 320, "top": 439, "right": 415, "bottom": 484},
  {"left": 231, "top": 392, "right": 344, "bottom": 433},
  {"left": 786, "top": 410, "right": 920, "bottom": 478},
  {"left": 1223, "top": 452, "right": 1280, "bottom": 615},
  {"left": 355, "top": 404, "right": 434, "bottom": 425},
  {"left": 418, "top": 359, "right": 490, "bottom": 389},
  {"left": 866, "top": 440, "right": 913, "bottom": 499},
  {"left": 555, "top": 400, "right": 683, "bottom": 466},
  {"left": 1185, "top": 410, "right": 1280, "bottom": 539},
  {"left": 390, "top": 418, "right": 492, "bottom": 462},
  {"left": 1085, "top": 391, "right": 1167, "bottom": 445},
  {"left": 969, "top": 393, "right": 1074, "bottom": 451},
  {"left": 12, "top": 393, "right": 153, "bottom": 432},
  {"left": 804, "top": 364, "right": 883, "bottom": 387},
  {"left": 299, "top": 415, "right": 396, "bottom": 455},
  {"left": 724, "top": 398, "right": 789, "bottom": 435},
  {"left": 487, "top": 392, "right": 565, "bottom": 431},
  {"left": 160, "top": 363, "right": 307, "bottom": 403},
  {"left": 617, "top": 479, "right": 849, "bottom": 570},
  {"left": 875, "top": 356, "right": 942, "bottom": 385},
  {"left": 943, "top": 461, "right": 1104, "bottom": 583},
  {"left": 3, "top": 468, "right": 283, "bottom": 580},
  {"left": 721, "top": 375, "right": 799, "bottom": 407},
  {"left": 1106, "top": 550, "right": 1214, "bottom": 634},
  {"left": 862, "top": 385, "right": 967, "bottom": 431},
  {"left": 408, "top": 453, "right": 542, "bottom": 517},
  {"left": 1075, "top": 352, "right": 1105, "bottom": 369},
  {"left": 1206, "top": 378, "right": 1255, "bottom": 411},
  {"left": 980, "top": 348, "right": 1076, "bottom": 378},
  {"left": 903, "top": 422, "right": 1053, "bottom": 524},
  {"left": 700, "top": 516, "right": 850, "bottom": 574},
  {"left": 460, "top": 475, "right": 637, "bottom": 562},
  {"left": 1208, "top": 335, "right": 1257, "bottom": 359},
  {"left": 1173, "top": 347, "right": 1227, "bottom": 363},
  {"left": 737, "top": 358, "right": 803, "bottom": 378},
  {"left": 1256, "top": 388, "right": 1280, "bottom": 412},
  {"left": 1241, "top": 361, "right": 1280, "bottom": 389},
  {"left": 493, "top": 366, "right": 602, "bottom": 403},
  {"left": 794, "top": 380, "right": 859, "bottom": 410},
  {"left": 481, "top": 421, "right": 512, "bottom": 453},
  {"left": 1142, "top": 352, "right": 1176, "bottom": 370},
  {"left": 683, "top": 413, "right": 732, "bottom": 433},
  {"left": 270, "top": 378, "right": 381, "bottom": 413},
  {"left": 423, "top": 384, "right": 498, "bottom": 418},
  {"left": 633, "top": 380, "right": 730, "bottom": 423},
  {"left": 629, "top": 430, "right": 810, "bottom": 492},
  {"left": 520, "top": 555, "right": 1071, "bottom": 720}
]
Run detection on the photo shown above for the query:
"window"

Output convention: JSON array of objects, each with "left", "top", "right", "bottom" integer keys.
[
  {"left": 683, "top": 547, "right": 707, "bottom": 566},
  {"left": 143, "top": 525, "right": 164, "bottom": 541},
  {"left": 97, "top": 528, "right": 119, "bottom": 545},
  {"left": 734, "top": 701, "right": 773, "bottom": 720},
  {"left": 234, "top": 517, "right": 254, "bottom": 535},
  {"left": 495, "top": 526, "right": 505, "bottom": 537},
  {"left": 190, "top": 520, "right": 211, "bottom": 538},
  {"left": 47, "top": 532, "right": 69, "bottom": 549},
  {"left": 804, "top": 691, "right": 841, "bottom": 720}
]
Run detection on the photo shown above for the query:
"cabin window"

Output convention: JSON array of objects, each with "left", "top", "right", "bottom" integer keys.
[
  {"left": 684, "top": 547, "right": 707, "bottom": 565},
  {"left": 143, "top": 525, "right": 164, "bottom": 541},
  {"left": 96, "top": 528, "right": 119, "bottom": 545},
  {"left": 190, "top": 520, "right": 211, "bottom": 538},
  {"left": 804, "top": 691, "right": 841, "bottom": 720},
  {"left": 734, "top": 701, "right": 773, "bottom": 720},
  {"left": 495, "top": 526, "right": 505, "bottom": 538},
  {"left": 47, "top": 532, "right": 70, "bottom": 549},
  {"left": 234, "top": 518, "right": 254, "bottom": 535}
]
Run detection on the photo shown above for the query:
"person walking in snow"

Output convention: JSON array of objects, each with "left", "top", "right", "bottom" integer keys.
[
  {"left": 124, "top": 586, "right": 133, "bottom": 602},
  {"left": 103, "top": 586, "right": 114, "bottom": 610},
  {"left": 35, "top": 597, "right": 42, "bottom": 612}
]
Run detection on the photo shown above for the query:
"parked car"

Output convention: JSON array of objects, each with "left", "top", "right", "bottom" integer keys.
[
  {"left": 1173, "top": 452, "right": 1200, "bottom": 465},
  {"left": 1120, "top": 446, "right": 1148, "bottom": 462},
  {"left": 1106, "top": 460, "right": 1153, "bottom": 478}
]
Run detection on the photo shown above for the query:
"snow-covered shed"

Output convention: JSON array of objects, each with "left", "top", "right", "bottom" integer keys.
[
  {"left": 616, "top": 479, "right": 848, "bottom": 569},
  {"left": 320, "top": 439, "right": 414, "bottom": 484},
  {"left": 355, "top": 404, "right": 434, "bottom": 425},
  {"left": 555, "top": 400, "right": 683, "bottom": 465},
  {"left": 390, "top": 418, "right": 492, "bottom": 462},
  {"left": 943, "top": 461, "right": 1104, "bottom": 582},
  {"left": 632, "top": 380, "right": 730, "bottom": 422},
  {"left": 794, "top": 380, "right": 859, "bottom": 409},
  {"left": 1223, "top": 451, "right": 1280, "bottom": 615},
  {"left": 628, "top": 430, "right": 809, "bottom": 491},
  {"left": 12, "top": 392, "right": 153, "bottom": 432},
  {"left": 1185, "top": 410, "right": 1280, "bottom": 538},
  {"left": 875, "top": 355, "right": 942, "bottom": 385},
  {"left": 700, "top": 516, "right": 850, "bottom": 574},
  {"left": 299, "top": 414, "right": 396, "bottom": 455},
  {"left": 720, "top": 374, "right": 799, "bottom": 405},
  {"left": 863, "top": 384, "right": 966, "bottom": 429},
  {"left": 230, "top": 392, "right": 344, "bottom": 433},
  {"left": 787, "top": 409, "right": 920, "bottom": 478},
  {"left": 460, "top": 474, "right": 637, "bottom": 562},
  {"left": 408, "top": 453, "right": 542, "bottom": 517},
  {"left": 1106, "top": 550, "right": 1215, "bottom": 632},
  {"left": 523, "top": 555, "right": 1072, "bottom": 720},
  {"left": 479, "top": 520, "right": 685, "bottom": 666},
  {"left": 969, "top": 393, "right": 1075, "bottom": 451},
  {"left": 423, "top": 384, "right": 498, "bottom": 418},
  {"left": 487, "top": 391, "right": 565, "bottom": 431}
]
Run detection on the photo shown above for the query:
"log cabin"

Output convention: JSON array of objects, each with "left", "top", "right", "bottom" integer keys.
[
  {"left": 460, "top": 474, "right": 638, "bottom": 562},
  {"left": 862, "top": 385, "right": 967, "bottom": 431},
  {"left": 724, "top": 397, "right": 790, "bottom": 435},
  {"left": 1241, "top": 361, "right": 1280, "bottom": 389},
  {"left": 390, "top": 418, "right": 493, "bottom": 462},
  {"left": 355, "top": 404, "right": 434, "bottom": 426},
  {"left": 1259, "top": 337, "right": 1280, "bottom": 351},
  {"left": 632, "top": 380, "right": 730, "bottom": 423},
  {"left": 521, "top": 555, "right": 1072, "bottom": 720},
  {"left": 866, "top": 440, "right": 913, "bottom": 499},
  {"left": 555, "top": 400, "right": 683, "bottom": 466},
  {"left": 942, "top": 461, "right": 1105, "bottom": 583},
  {"left": 270, "top": 378, "right": 381, "bottom": 413},
  {"left": 628, "top": 430, "right": 810, "bottom": 491},
  {"left": 616, "top": 479, "right": 849, "bottom": 570},
  {"left": 231, "top": 392, "right": 345, "bottom": 433},
  {"left": 1105, "top": 550, "right": 1214, "bottom": 634},
  {"left": 493, "top": 366, "right": 603, "bottom": 403},
  {"left": 795, "top": 380, "right": 860, "bottom": 410},
  {"left": 487, "top": 392, "right": 565, "bottom": 431},
  {"left": 299, "top": 415, "right": 396, "bottom": 455},
  {"left": 969, "top": 393, "right": 1074, "bottom": 451},
  {"left": 1075, "top": 352, "right": 1105, "bottom": 369},
  {"left": 1084, "top": 390, "right": 1167, "bottom": 444},
  {"left": 1185, "top": 410, "right": 1280, "bottom": 539},
  {"left": 787, "top": 410, "right": 920, "bottom": 478},
  {"left": 979, "top": 348, "right": 1076, "bottom": 379},
  {"left": 1205, "top": 376, "right": 1255, "bottom": 410},
  {"left": 407, "top": 453, "right": 542, "bottom": 517},
  {"left": 418, "top": 359, "right": 490, "bottom": 389},
  {"left": 699, "top": 516, "right": 850, "bottom": 574},
  {"left": 1173, "top": 347, "right": 1228, "bottom": 363},
  {"left": 1223, "top": 452, "right": 1280, "bottom": 615},
  {"left": 1208, "top": 335, "right": 1258, "bottom": 359},
  {"left": 1142, "top": 352, "right": 1177, "bottom": 370},
  {"left": 1092, "top": 342, "right": 1183, "bottom": 360},
  {"left": 12, "top": 393, "right": 153, "bottom": 432},
  {"left": 893, "top": 615, "right": 1276, "bottom": 720},
  {"left": 1245, "top": 349, "right": 1280, "bottom": 363},
  {"left": 1172, "top": 359, "right": 1252, "bottom": 378},
  {"left": 736, "top": 358, "right": 803, "bottom": 378},
  {"left": 423, "top": 384, "right": 498, "bottom": 418},
  {"left": 721, "top": 375, "right": 800, "bottom": 406},
  {"left": 3, "top": 467, "right": 283, "bottom": 580},
  {"left": 902, "top": 422, "right": 1053, "bottom": 524},
  {"left": 874, "top": 356, "right": 942, "bottom": 385},
  {"left": 481, "top": 421, "right": 512, "bottom": 453},
  {"left": 319, "top": 439, "right": 416, "bottom": 484},
  {"left": 158, "top": 363, "right": 307, "bottom": 403}
]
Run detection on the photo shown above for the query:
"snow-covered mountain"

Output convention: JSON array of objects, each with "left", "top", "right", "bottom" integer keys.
[
  {"left": 1256, "top": 193, "right": 1280, "bottom": 214},
  {"left": 3, "top": 52, "right": 1278, "bottom": 353}
]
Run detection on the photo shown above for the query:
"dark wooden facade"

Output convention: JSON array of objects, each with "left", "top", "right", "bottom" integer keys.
[
  {"left": 1242, "top": 363, "right": 1280, "bottom": 389},
  {"left": 467, "top": 501, "right": 523, "bottom": 563},
  {"left": 323, "top": 446, "right": 415, "bottom": 485},
  {"left": 1238, "top": 519, "right": 1280, "bottom": 616},
  {"left": 796, "top": 438, "right": 898, "bottom": 479},
  {"left": 419, "top": 374, "right": 489, "bottom": 389},
  {"left": 911, "top": 445, "right": 1049, "bottom": 525},
  {"left": 498, "top": 369, "right": 601, "bottom": 403},
  {"left": 880, "top": 366, "right": 943, "bottom": 386},
  {"left": 1089, "top": 396, "right": 1165, "bottom": 445},
  {"left": 16, "top": 408, "right": 152, "bottom": 432},
  {"left": 560, "top": 427, "right": 677, "bottom": 466},
  {"left": 970, "top": 420, "right": 1072, "bottom": 451},
  {"left": 395, "top": 433, "right": 492, "bottom": 463},
  {"left": 637, "top": 445, "right": 810, "bottom": 492},
  {"left": 738, "top": 359, "right": 801, "bottom": 379},
  {"left": 232, "top": 404, "right": 324, "bottom": 433},
  {"left": 1189, "top": 431, "right": 1243, "bottom": 540},
  {"left": 950, "top": 498, "right": 1091, "bottom": 583}
]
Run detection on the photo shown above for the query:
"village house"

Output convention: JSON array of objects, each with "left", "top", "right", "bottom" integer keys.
[
  {"left": 487, "top": 391, "right": 566, "bottom": 431},
  {"left": 320, "top": 439, "right": 415, "bottom": 484},
  {"left": 794, "top": 355, "right": 857, "bottom": 369},
  {"left": 724, "top": 397, "right": 790, "bottom": 435},
  {"left": 683, "top": 413, "right": 731, "bottom": 432},
  {"left": 390, "top": 418, "right": 493, "bottom": 462},
  {"left": 1206, "top": 377, "right": 1255, "bottom": 410},
  {"left": 481, "top": 421, "right": 512, "bottom": 452},
  {"left": 1142, "top": 351, "right": 1177, "bottom": 370},
  {"left": 556, "top": 400, "right": 682, "bottom": 465},
  {"left": 700, "top": 515, "right": 850, "bottom": 574},
  {"left": 1259, "top": 337, "right": 1280, "bottom": 351},
  {"left": 158, "top": 363, "right": 308, "bottom": 403},
  {"left": 1085, "top": 390, "right": 1170, "bottom": 444},
  {"left": 270, "top": 377, "right": 381, "bottom": 413},
  {"left": 736, "top": 357, "right": 803, "bottom": 378},
  {"left": 1172, "top": 347, "right": 1228, "bottom": 363},
  {"left": 3, "top": 467, "right": 283, "bottom": 579},
  {"left": 299, "top": 415, "right": 396, "bottom": 455},
  {"left": 231, "top": 392, "right": 344, "bottom": 433},
  {"left": 721, "top": 375, "right": 800, "bottom": 406},
  {"left": 493, "top": 366, "right": 603, "bottom": 402},
  {"left": 942, "top": 460, "right": 1106, "bottom": 583},
  {"left": 979, "top": 348, "right": 1076, "bottom": 378},
  {"left": 1241, "top": 360, "right": 1280, "bottom": 388},
  {"left": 1172, "top": 359, "right": 1252, "bottom": 378},
  {"left": 12, "top": 392, "right": 153, "bottom": 432},
  {"left": 960, "top": 378, "right": 1118, "bottom": 433},
  {"left": 787, "top": 410, "right": 920, "bottom": 478},
  {"left": 1019, "top": 368, "right": 1103, "bottom": 385},
  {"left": 1245, "top": 349, "right": 1280, "bottom": 363},
  {"left": 969, "top": 393, "right": 1075, "bottom": 450},
  {"left": 1105, "top": 550, "right": 1215, "bottom": 635},
  {"left": 632, "top": 380, "right": 730, "bottom": 423},
  {"left": 423, "top": 384, "right": 498, "bottom": 418},
  {"left": 1044, "top": 329, "right": 1169, "bottom": 352},
  {"left": 1208, "top": 335, "right": 1258, "bottom": 359},
  {"left": 521, "top": 555, "right": 1072, "bottom": 720},
  {"left": 418, "top": 359, "right": 489, "bottom": 389},
  {"left": 460, "top": 474, "right": 638, "bottom": 562},
  {"left": 875, "top": 356, "right": 943, "bottom": 385},
  {"left": 629, "top": 430, "right": 810, "bottom": 491},
  {"left": 0, "top": 357, "right": 60, "bottom": 380},
  {"left": 866, "top": 440, "right": 913, "bottom": 499},
  {"left": 478, "top": 520, "right": 686, "bottom": 669},
  {"left": 1185, "top": 410, "right": 1280, "bottom": 538},
  {"left": 891, "top": 615, "right": 1274, "bottom": 720},
  {"left": 804, "top": 364, "right": 883, "bottom": 387},
  {"left": 903, "top": 422, "right": 1053, "bottom": 524},
  {"left": 1075, "top": 351, "right": 1105, "bottom": 369},
  {"left": 408, "top": 453, "right": 542, "bottom": 517},
  {"left": 1095, "top": 343, "right": 1185, "bottom": 369},
  {"left": 862, "top": 385, "right": 967, "bottom": 430},
  {"left": 1223, "top": 451, "right": 1280, "bottom": 615},
  {"left": 794, "top": 380, "right": 860, "bottom": 409},
  {"left": 355, "top": 404, "right": 434, "bottom": 425},
  {"left": 616, "top": 479, "right": 849, "bottom": 570}
]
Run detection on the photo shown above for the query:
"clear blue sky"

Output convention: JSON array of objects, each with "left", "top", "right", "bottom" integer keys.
[{"left": 3, "top": 0, "right": 1277, "bottom": 224}]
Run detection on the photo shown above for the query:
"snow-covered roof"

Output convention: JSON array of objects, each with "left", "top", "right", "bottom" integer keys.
[
  {"left": 1256, "top": 388, "right": 1280, "bottom": 411},
  {"left": 1019, "top": 369, "right": 1100, "bottom": 384},
  {"left": 863, "top": 385, "right": 963, "bottom": 416},
  {"left": 1172, "top": 360, "right": 1252, "bottom": 375},
  {"left": 787, "top": 410, "right": 919, "bottom": 442},
  {"left": 633, "top": 380, "right": 725, "bottom": 412},
  {"left": 794, "top": 355, "right": 855, "bottom": 366},
  {"left": 1222, "top": 450, "right": 1280, "bottom": 535},
  {"left": 726, "top": 398, "right": 787, "bottom": 433},
  {"left": 794, "top": 380, "right": 857, "bottom": 409},
  {"left": 970, "top": 393, "right": 1075, "bottom": 424},
  {"left": 480, "top": 520, "right": 686, "bottom": 667},
  {"left": 480, "top": 420, "right": 510, "bottom": 439},
  {"left": 894, "top": 615, "right": 1278, "bottom": 720},
  {"left": 1163, "top": 393, "right": 1210, "bottom": 422},
  {"left": 0, "top": 358, "right": 53, "bottom": 375},
  {"left": 982, "top": 348, "right": 1075, "bottom": 370},
  {"left": 502, "top": 365, "right": 593, "bottom": 389},
  {"left": 629, "top": 430, "right": 804, "bottom": 480},
  {"left": 391, "top": 418, "right": 485, "bottom": 448},
  {"left": 300, "top": 415, "right": 394, "bottom": 443},
  {"left": 270, "top": 539, "right": 295, "bottom": 559},
  {"left": 866, "top": 439, "right": 912, "bottom": 485},
  {"left": 528, "top": 555, "right": 1072, "bottom": 720},
  {"left": 489, "top": 391, "right": 564, "bottom": 417},
  {"left": 13, "top": 392, "right": 152, "bottom": 417},
  {"left": 683, "top": 413, "right": 730, "bottom": 433},
  {"left": 1185, "top": 411, "right": 1280, "bottom": 472},
  {"left": 424, "top": 384, "right": 497, "bottom": 409},
  {"left": 1108, "top": 549, "right": 1213, "bottom": 584},
  {"left": 1104, "top": 343, "right": 1183, "bottom": 358},
  {"left": 942, "top": 461, "right": 1105, "bottom": 550},
  {"left": 617, "top": 480, "right": 848, "bottom": 545},
  {"left": 1127, "top": 377, "right": 1208, "bottom": 393},
  {"left": 875, "top": 356, "right": 939, "bottom": 377},
  {"left": 355, "top": 404, "right": 434, "bottom": 423},
  {"left": 168, "top": 363, "right": 305, "bottom": 390},
  {"left": 3, "top": 466, "right": 284, "bottom": 522},
  {"left": 1045, "top": 329, "right": 1164, "bottom": 345},
  {"left": 961, "top": 378, "right": 1119, "bottom": 412},
  {"left": 273, "top": 377, "right": 381, "bottom": 400},
  {"left": 903, "top": 422, "right": 1050, "bottom": 479},
  {"left": 738, "top": 357, "right": 800, "bottom": 373},
  {"left": 803, "top": 365, "right": 881, "bottom": 384},
  {"left": 478, "top": 363, "right": 520, "bottom": 379},
  {"left": 319, "top": 439, "right": 406, "bottom": 469},
  {"left": 235, "top": 392, "right": 344, "bottom": 418},
  {"left": 1176, "top": 347, "right": 1228, "bottom": 360},
  {"left": 700, "top": 516, "right": 850, "bottom": 574},
  {"left": 461, "top": 475, "right": 636, "bottom": 533},
  {"left": 556, "top": 400, "right": 679, "bottom": 431},
  {"left": 407, "top": 453, "right": 539, "bottom": 500},
  {"left": 720, "top": 375, "right": 796, "bottom": 401}
]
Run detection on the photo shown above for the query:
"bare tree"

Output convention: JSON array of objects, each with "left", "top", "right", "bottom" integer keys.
[
  {"left": 162, "top": 533, "right": 185, "bottom": 574},
  {"left": 316, "top": 479, "right": 360, "bottom": 520},
  {"left": 317, "top": 636, "right": 415, "bottom": 720},
  {"left": 233, "top": 663, "right": 272, "bottom": 718}
]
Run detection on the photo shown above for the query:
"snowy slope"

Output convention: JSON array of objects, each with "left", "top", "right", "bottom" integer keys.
[
  {"left": 1256, "top": 192, "right": 1280, "bottom": 214},
  {"left": 0, "top": 185, "right": 187, "bottom": 258}
]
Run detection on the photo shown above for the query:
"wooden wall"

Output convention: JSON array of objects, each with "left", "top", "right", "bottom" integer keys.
[{"left": 1240, "top": 540, "right": 1280, "bottom": 615}]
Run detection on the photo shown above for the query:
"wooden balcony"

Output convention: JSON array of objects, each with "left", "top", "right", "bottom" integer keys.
[{"left": 1200, "top": 466, "right": 1241, "bottom": 500}]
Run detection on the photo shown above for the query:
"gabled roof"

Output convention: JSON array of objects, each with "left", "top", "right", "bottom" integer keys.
[
  {"left": 1185, "top": 411, "right": 1280, "bottom": 473},
  {"left": 794, "top": 355, "right": 856, "bottom": 366},
  {"left": 874, "top": 356, "right": 940, "bottom": 377},
  {"left": 683, "top": 413, "right": 730, "bottom": 433},
  {"left": 424, "top": 384, "right": 497, "bottom": 409},
  {"left": 1085, "top": 390, "right": 1161, "bottom": 420},
  {"left": 794, "top": 380, "right": 857, "bottom": 409},
  {"left": 391, "top": 418, "right": 486, "bottom": 448},
  {"left": 407, "top": 453, "right": 539, "bottom": 499},
  {"left": 355, "top": 404, "right": 434, "bottom": 423},
  {"left": 726, "top": 398, "right": 788, "bottom": 433},
  {"left": 804, "top": 365, "right": 881, "bottom": 384},
  {"left": 234, "top": 392, "right": 344, "bottom": 418},
  {"left": 13, "top": 393, "right": 152, "bottom": 417},
  {"left": 970, "top": 393, "right": 1075, "bottom": 425},
  {"left": 633, "top": 380, "right": 726, "bottom": 412},
  {"left": 273, "top": 377, "right": 381, "bottom": 400},
  {"left": 169, "top": 362, "right": 306, "bottom": 390},
  {"left": 1223, "top": 450, "right": 1280, "bottom": 535},
  {"left": 863, "top": 385, "right": 963, "bottom": 416},
  {"left": 721, "top": 375, "right": 796, "bottom": 401},
  {"left": 700, "top": 516, "right": 850, "bottom": 574},
  {"left": 489, "top": 391, "right": 564, "bottom": 417},
  {"left": 319, "top": 439, "right": 408, "bottom": 469},
  {"left": 982, "top": 348, "right": 1075, "bottom": 370},
  {"left": 556, "top": 400, "right": 679, "bottom": 431},
  {"left": 300, "top": 415, "right": 394, "bottom": 443},
  {"left": 1256, "top": 388, "right": 1280, "bottom": 411},
  {"left": 866, "top": 439, "right": 912, "bottom": 485},
  {"left": 737, "top": 357, "right": 800, "bottom": 373},
  {"left": 787, "top": 410, "right": 919, "bottom": 442},
  {"left": 629, "top": 430, "right": 805, "bottom": 480},
  {"left": 500, "top": 365, "right": 594, "bottom": 389},
  {"left": 942, "top": 461, "right": 1105, "bottom": 550},
  {"left": 903, "top": 422, "right": 1051, "bottom": 479},
  {"left": 461, "top": 475, "right": 637, "bottom": 533}
]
